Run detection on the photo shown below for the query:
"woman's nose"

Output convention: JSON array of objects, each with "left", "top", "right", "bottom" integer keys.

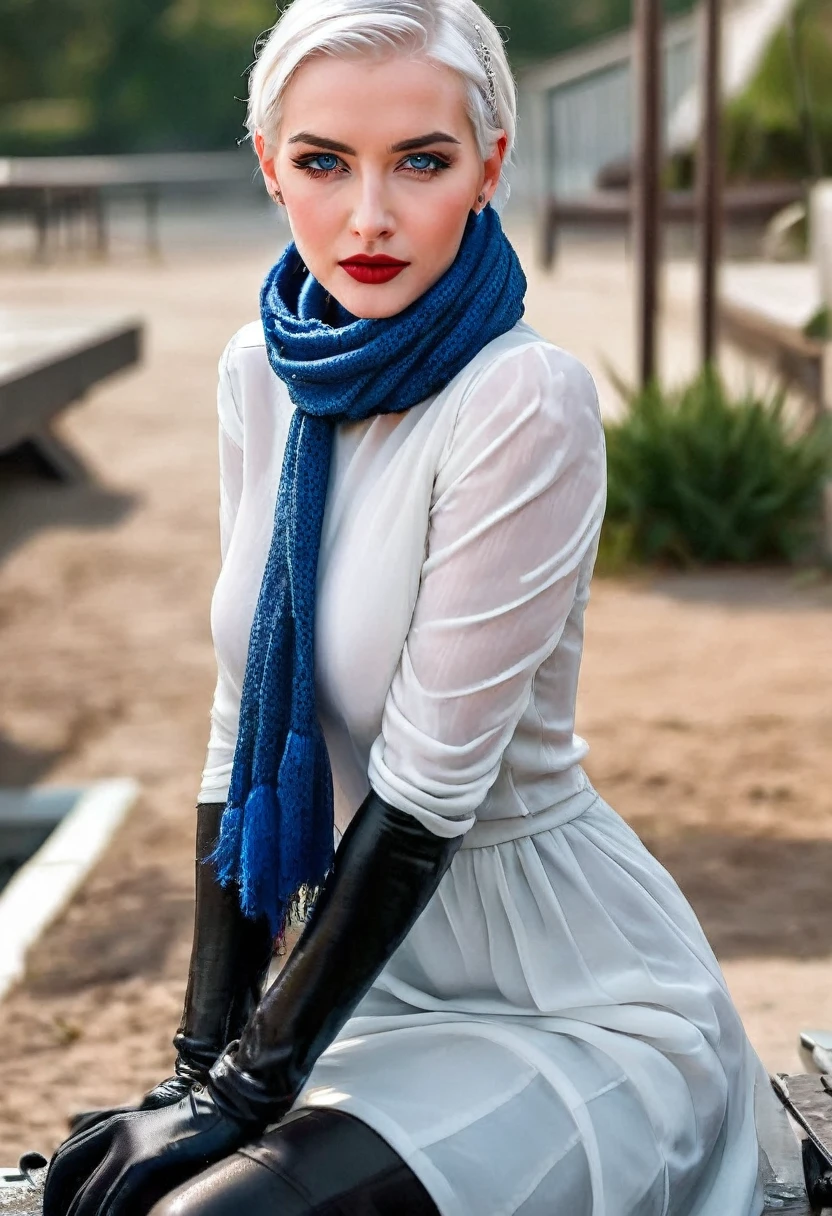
[{"left": 349, "top": 177, "right": 395, "bottom": 243}]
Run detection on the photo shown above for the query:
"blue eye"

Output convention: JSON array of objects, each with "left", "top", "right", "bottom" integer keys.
[
  {"left": 406, "top": 154, "right": 435, "bottom": 171},
  {"left": 309, "top": 153, "right": 340, "bottom": 172},
  {"left": 401, "top": 153, "right": 451, "bottom": 175}
]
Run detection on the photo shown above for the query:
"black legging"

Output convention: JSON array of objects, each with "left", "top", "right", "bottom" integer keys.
[{"left": 147, "top": 1108, "right": 440, "bottom": 1216}]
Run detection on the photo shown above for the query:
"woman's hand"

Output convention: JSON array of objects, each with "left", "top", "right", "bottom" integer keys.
[
  {"left": 66, "top": 1074, "right": 195, "bottom": 1138},
  {"left": 42, "top": 1086, "right": 258, "bottom": 1216}
]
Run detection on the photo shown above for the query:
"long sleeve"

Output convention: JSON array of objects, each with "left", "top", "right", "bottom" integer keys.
[
  {"left": 368, "top": 342, "right": 606, "bottom": 837},
  {"left": 200, "top": 344, "right": 245, "bottom": 803},
  {"left": 218, "top": 432, "right": 243, "bottom": 567}
]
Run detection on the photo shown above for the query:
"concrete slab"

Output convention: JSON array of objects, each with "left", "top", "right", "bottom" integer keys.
[
  {"left": 0, "top": 780, "right": 139, "bottom": 1002},
  {"left": 0, "top": 309, "right": 142, "bottom": 457}
]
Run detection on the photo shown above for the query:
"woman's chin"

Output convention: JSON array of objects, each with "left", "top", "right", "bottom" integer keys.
[{"left": 330, "top": 276, "right": 423, "bottom": 320}]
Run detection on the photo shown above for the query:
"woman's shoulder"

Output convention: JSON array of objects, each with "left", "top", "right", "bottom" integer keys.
[
  {"left": 446, "top": 321, "right": 603, "bottom": 455},
  {"left": 435, "top": 320, "right": 606, "bottom": 506},
  {"left": 217, "top": 322, "right": 285, "bottom": 446},
  {"left": 463, "top": 322, "right": 598, "bottom": 408},
  {"left": 219, "top": 321, "right": 271, "bottom": 385}
]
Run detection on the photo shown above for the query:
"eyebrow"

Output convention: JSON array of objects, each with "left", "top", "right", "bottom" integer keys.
[
  {"left": 287, "top": 130, "right": 462, "bottom": 155},
  {"left": 392, "top": 131, "right": 462, "bottom": 152}
]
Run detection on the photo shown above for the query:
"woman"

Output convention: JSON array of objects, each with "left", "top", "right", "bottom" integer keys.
[{"left": 43, "top": 0, "right": 769, "bottom": 1213}]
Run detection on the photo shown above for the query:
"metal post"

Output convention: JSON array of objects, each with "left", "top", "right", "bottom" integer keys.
[
  {"left": 92, "top": 187, "right": 109, "bottom": 259},
  {"left": 634, "top": 0, "right": 663, "bottom": 387},
  {"left": 33, "top": 190, "right": 50, "bottom": 263},
  {"left": 698, "top": 0, "right": 723, "bottom": 367},
  {"left": 146, "top": 185, "right": 161, "bottom": 260}
]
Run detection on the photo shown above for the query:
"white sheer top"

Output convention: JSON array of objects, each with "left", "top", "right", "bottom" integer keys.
[{"left": 199, "top": 320, "right": 606, "bottom": 843}]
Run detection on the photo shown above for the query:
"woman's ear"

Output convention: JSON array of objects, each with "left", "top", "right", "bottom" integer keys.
[
  {"left": 254, "top": 130, "right": 282, "bottom": 203},
  {"left": 479, "top": 130, "right": 507, "bottom": 208}
]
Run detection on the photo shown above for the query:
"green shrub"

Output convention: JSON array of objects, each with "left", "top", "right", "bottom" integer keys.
[
  {"left": 805, "top": 305, "right": 830, "bottom": 340},
  {"left": 601, "top": 369, "right": 832, "bottom": 566}
]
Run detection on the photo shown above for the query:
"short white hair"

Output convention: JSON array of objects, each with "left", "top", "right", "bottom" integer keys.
[{"left": 247, "top": 0, "right": 515, "bottom": 208}]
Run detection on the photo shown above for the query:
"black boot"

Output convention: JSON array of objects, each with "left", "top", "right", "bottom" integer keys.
[
  {"left": 171, "top": 802, "right": 276, "bottom": 1082},
  {"left": 68, "top": 802, "right": 274, "bottom": 1134}
]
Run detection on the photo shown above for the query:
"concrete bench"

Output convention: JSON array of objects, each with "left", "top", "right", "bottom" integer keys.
[
  {"left": 0, "top": 309, "right": 142, "bottom": 480},
  {"left": 758, "top": 1086, "right": 814, "bottom": 1214}
]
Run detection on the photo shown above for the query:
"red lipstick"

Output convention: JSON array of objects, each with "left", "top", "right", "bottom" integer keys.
[{"left": 338, "top": 254, "right": 410, "bottom": 284}]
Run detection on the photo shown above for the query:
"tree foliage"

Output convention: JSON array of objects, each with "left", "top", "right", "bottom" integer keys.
[
  {"left": 723, "top": 0, "right": 832, "bottom": 182},
  {"left": 0, "top": 0, "right": 693, "bottom": 155},
  {"left": 485, "top": 0, "right": 692, "bottom": 69},
  {"left": 0, "top": 0, "right": 275, "bottom": 152}
]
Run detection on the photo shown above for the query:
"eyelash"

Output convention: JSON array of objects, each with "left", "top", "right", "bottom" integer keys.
[{"left": 291, "top": 152, "right": 452, "bottom": 180}]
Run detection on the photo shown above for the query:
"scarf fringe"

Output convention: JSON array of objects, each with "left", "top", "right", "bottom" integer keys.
[
  {"left": 237, "top": 782, "right": 280, "bottom": 926},
  {"left": 209, "top": 731, "right": 331, "bottom": 936},
  {"left": 209, "top": 803, "right": 243, "bottom": 888}
]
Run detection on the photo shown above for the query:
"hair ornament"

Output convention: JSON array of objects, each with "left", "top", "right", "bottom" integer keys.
[{"left": 474, "top": 24, "right": 499, "bottom": 125}]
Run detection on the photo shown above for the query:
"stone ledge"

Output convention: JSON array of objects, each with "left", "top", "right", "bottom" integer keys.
[{"left": 0, "top": 779, "right": 139, "bottom": 1003}]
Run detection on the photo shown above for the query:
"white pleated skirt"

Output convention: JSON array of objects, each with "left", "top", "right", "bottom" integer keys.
[{"left": 294, "top": 776, "right": 766, "bottom": 1216}]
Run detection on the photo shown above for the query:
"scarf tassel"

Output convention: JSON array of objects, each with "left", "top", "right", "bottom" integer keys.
[
  {"left": 211, "top": 730, "right": 330, "bottom": 935},
  {"left": 209, "top": 802, "right": 243, "bottom": 888},
  {"left": 238, "top": 782, "right": 281, "bottom": 927}
]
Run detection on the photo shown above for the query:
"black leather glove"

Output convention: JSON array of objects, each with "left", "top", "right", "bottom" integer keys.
[
  {"left": 68, "top": 803, "right": 274, "bottom": 1136},
  {"left": 208, "top": 789, "right": 462, "bottom": 1124},
  {"left": 42, "top": 1086, "right": 256, "bottom": 1216},
  {"left": 66, "top": 1077, "right": 193, "bottom": 1139}
]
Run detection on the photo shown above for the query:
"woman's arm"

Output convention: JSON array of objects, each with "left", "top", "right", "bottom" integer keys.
[
  {"left": 200, "top": 342, "right": 246, "bottom": 803},
  {"left": 369, "top": 341, "right": 607, "bottom": 833},
  {"left": 217, "top": 343, "right": 245, "bottom": 563}
]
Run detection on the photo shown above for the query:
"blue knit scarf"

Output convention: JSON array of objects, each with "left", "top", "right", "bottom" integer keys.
[{"left": 211, "top": 204, "right": 526, "bottom": 934}]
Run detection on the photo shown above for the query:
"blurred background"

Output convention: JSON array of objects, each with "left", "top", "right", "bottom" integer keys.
[
  {"left": 0, "top": 0, "right": 695, "bottom": 156},
  {"left": 0, "top": 0, "right": 831, "bottom": 1172}
]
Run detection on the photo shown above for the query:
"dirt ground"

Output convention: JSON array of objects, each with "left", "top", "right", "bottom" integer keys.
[{"left": 0, "top": 217, "right": 831, "bottom": 1160}]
